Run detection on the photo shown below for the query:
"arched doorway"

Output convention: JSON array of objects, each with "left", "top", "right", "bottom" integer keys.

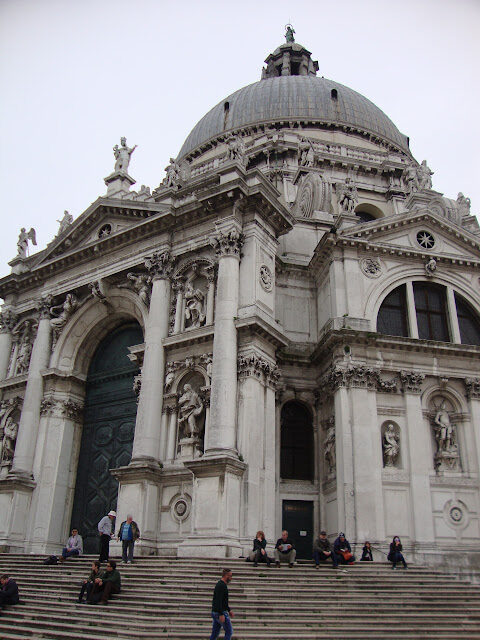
[{"left": 70, "top": 322, "right": 143, "bottom": 553}]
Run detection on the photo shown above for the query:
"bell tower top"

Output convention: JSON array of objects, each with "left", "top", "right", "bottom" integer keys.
[{"left": 261, "top": 27, "right": 319, "bottom": 79}]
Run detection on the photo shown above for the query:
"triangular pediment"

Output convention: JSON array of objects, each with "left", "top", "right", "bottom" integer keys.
[
  {"left": 33, "top": 197, "right": 167, "bottom": 266},
  {"left": 339, "top": 211, "right": 480, "bottom": 262}
]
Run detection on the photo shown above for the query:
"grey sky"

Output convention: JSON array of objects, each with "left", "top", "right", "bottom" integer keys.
[{"left": 0, "top": 0, "right": 479, "bottom": 277}]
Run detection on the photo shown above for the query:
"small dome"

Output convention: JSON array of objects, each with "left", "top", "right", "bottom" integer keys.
[{"left": 178, "top": 76, "right": 409, "bottom": 160}]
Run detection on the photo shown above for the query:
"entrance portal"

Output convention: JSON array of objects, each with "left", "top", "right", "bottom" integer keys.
[
  {"left": 282, "top": 500, "right": 314, "bottom": 560},
  {"left": 70, "top": 322, "right": 143, "bottom": 553}
]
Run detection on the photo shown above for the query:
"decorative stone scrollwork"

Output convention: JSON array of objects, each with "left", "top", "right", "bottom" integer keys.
[
  {"left": 50, "top": 293, "right": 79, "bottom": 348},
  {"left": 145, "top": 250, "right": 176, "bottom": 280},
  {"left": 127, "top": 272, "right": 151, "bottom": 307},
  {"left": 320, "top": 365, "right": 398, "bottom": 395},
  {"left": 400, "top": 370, "right": 425, "bottom": 394},
  {"left": 35, "top": 295, "right": 53, "bottom": 319},
  {"left": 237, "top": 353, "right": 280, "bottom": 388},
  {"left": 133, "top": 374, "right": 141, "bottom": 402},
  {"left": 259, "top": 265, "right": 273, "bottom": 292},
  {"left": 294, "top": 171, "right": 332, "bottom": 217},
  {"left": 382, "top": 422, "right": 400, "bottom": 468},
  {"left": 376, "top": 377, "right": 398, "bottom": 393},
  {"left": 62, "top": 399, "right": 83, "bottom": 422},
  {"left": 430, "top": 397, "right": 460, "bottom": 472},
  {"left": 0, "top": 309, "right": 17, "bottom": 334},
  {"left": 40, "top": 397, "right": 83, "bottom": 422},
  {"left": 464, "top": 378, "right": 480, "bottom": 399},
  {"left": 170, "top": 493, "right": 192, "bottom": 523},
  {"left": 210, "top": 228, "right": 244, "bottom": 258},
  {"left": 343, "top": 366, "right": 378, "bottom": 389},
  {"left": 360, "top": 258, "right": 382, "bottom": 278}
]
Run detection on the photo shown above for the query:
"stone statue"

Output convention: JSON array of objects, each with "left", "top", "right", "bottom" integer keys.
[
  {"left": 298, "top": 138, "right": 315, "bottom": 167},
  {"left": 285, "top": 25, "right": 295, "bottom": 42},
  {"left": 56, "top": 211, "right": 73, "bottom": 235},
  {"left": 337, "top": 178, "right": 358, "bottom": 213},
  {"left": 184, "top": 281, "right": 206, "bottom": 329},
  {"left": 404, "top": 162, "right": 420, "bottom": 194},
  {"left": 15, "top": 321, "right": 35, "bottom": 375},
  {"left": 418, "top": 160, "right": 433, "bottom": 190},
  {"left": 382, "top": 423, "right": 400, "bottom": 468},
  {"left": 457, "top": 192, "right": 471, "bottom": 217},
  {"left": 113, "top": 137, "right": 137, "bottom": 173},
  {"left": 434, "top": 402, "right": 455, "bottom": 453},
  {"left": 1, "top": 417, "right": 18, "bottom": 462},
  {"left": 425, "top": 258, "right": 437, "bottom": 277},
  {"left": 50, "top": 294, "right": 78, "bottom": 330},
  {"left": 201, "top": 353, "right": 213, "bottom": 385},
  {"left": 127, "top": 272, "right": 151, "bottom": 306},
  {"left": 323, "top": 424, "right": 336, "bottom": 475},
  {"left": 178, "top": 384, "right": 204, "bottom": 439},
  {"left": 226, "top": 135, "right": 245, "bottom": 164},
  {"left": 164, "top": 361, "right": 178, "bottom": 392},
  {"left": 164, "top": 158, "right": 180, "bottom": 188},
  {"left": 16, "top": 228, "right": 37, "bottom": 259}
]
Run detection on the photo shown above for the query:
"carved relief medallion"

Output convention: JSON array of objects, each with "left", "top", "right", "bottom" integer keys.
[
  {"left": 360, "top": 258, "right": 382, "bottom": 278},
  {"left": 259, "top": 264, "right": 273, "bottom": 292}
]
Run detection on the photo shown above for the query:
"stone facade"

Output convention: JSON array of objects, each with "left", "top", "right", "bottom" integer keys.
[{"left": 0, "top": 34, "right": 479, "bottom": 569}]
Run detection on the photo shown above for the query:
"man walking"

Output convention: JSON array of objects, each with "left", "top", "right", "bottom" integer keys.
[
  {"left": 117, "top": 514, "right": 140, "bottom": 564},
  {"left": 97, "top": 510, "right": 116, "bottom": 563},
  {"left": 210, "top": 568, "right": 234, "bottom": 640}
]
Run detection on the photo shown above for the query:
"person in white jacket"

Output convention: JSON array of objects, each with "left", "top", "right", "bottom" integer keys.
[{"left": 59, "top": 528, "right": 83, "bottom": 562}]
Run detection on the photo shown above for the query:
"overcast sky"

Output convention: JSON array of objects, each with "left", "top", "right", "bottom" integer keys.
[{"left": 0, "top": 0, "right": 479, "bottom": 277}]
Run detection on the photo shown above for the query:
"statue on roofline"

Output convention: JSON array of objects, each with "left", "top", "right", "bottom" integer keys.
[
  {"left": 113, "top": 137, "right": 137, "bottom": 173},
  {"left": 285, "top": 24, "right": 295, "bottom": 43}
]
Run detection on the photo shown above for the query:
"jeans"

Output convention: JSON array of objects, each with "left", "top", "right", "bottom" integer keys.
[
  {"left": 313, "top": 550, "right": 338, "bottom": 567},
  {"left": 62, "top": 548, "right": 80, "bottom": 559},
  {"left": 210, "top": 611, "right": 233, "bottom": 640},
  {"left": 122, "top": 540, "right": 135, "bottom": 562},
  {"left": 390, "top": 551, "right": 407, "bottom": 568},
  {"left": 78, "top": 581, "right": 94, "bottom": 602}
]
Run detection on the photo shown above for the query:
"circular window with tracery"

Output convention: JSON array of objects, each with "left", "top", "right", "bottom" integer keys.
[{"left": 416, "top": 230, "right": 435, "bottom": 249}]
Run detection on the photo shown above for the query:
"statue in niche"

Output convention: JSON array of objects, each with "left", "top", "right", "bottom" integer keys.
[
  {"left": 417, "top": 160, "right": 433, "bottom": 190},
  {"left": 184, "top": 280, "right": 206, "bottom": 330},
  {"left": 457, "top": 192, "right": 471, "bottom": 217},
  {"left": 178, "top": 383, "right": 204, "bottom": 439},
  {"left": 16, "top": 228, "right": 37, "bottom": 259},
  {"left": 432, "top": 399, "right": 459, "bottom": 471},
  {"left": 1, "top": 417, "right": 18, "bottom": 462},
  {"left": 164, "top": 158, "right": 180, "bottom": 188},
  {"left": 56, "top": 211, "right": 73, "bottom": 235},
  {"left": 164, "top": 362, "right": 178, "bottom": 392},
  {"left": 337, "top": 178, "right": 358, "bottom": 213},
  {"left": 382, "top": 423, "right": 400, "bottom": 468},
  {"left": 201, "top": 353, "right": 213, "bottom": 385},
  {"left": 127, "top": 272, "right": 151, "bottom": 306},
  {"left": 15, "top": 321, "right": 35, "bottom": 375},
  {"left": 323, "top": 424, "right": 336, "bottom": 476},
  {"left": 50, "top": 294, "right": 78, "bottom": 331},
  {"left": 113, "top": 137, "right": 137, "bottom": 173}
]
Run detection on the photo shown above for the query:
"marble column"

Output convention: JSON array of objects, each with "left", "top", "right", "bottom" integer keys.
[
  {"left": 465, "top": 379, "right": 480, "bottom": 476},
  {"left": 131, "top": 250, "right": 174, "bottom": 464},
  {"left": 332, "top": 381, "right": 355, "bottom": 536},
  {"left": 0, "top": 310, "right": 16, "bottom": 381},
  {"left": 10, "top": 298, "right": 52, "bottom": 478},
  {"left": 206, "top": 274, "right": 215, "bottom": 325},
  {"left": 173, "top": 281, "right": 184, "bottom": 334},
  {"left": 205, "top": 227, "right": 243, "bottom": 456},
  {"left": 401, "top": 371, "right": 435, "bottom": 543}
]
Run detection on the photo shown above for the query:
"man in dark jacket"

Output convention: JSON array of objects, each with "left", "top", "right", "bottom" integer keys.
[
  {"left": 313, "top": 531, "right": 338, "bottom": 568},
  {"left": 0, "top": 574, "right": 20, "bottom": 613},
  {"left": 87, "top": 560, "right": 121, "bottom": 605},
  {"left": 274, "top": 530, "right": 296, "bottom": 567},
  {"left": 117, "top": 514, "right": 140, "bottom": 564},
  {"left": 210, "top": 568, "right": 234, "bottom": 640}
]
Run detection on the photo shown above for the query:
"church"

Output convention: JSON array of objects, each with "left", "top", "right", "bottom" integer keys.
[{"left": 0, "top": 30, "right": 479, "bottom": 571}]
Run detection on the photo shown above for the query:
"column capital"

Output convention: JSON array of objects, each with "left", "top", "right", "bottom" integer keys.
[
  {"left": 209, "top": 228, "right": 244, "bottom": 258},
  {"left": 0, "top": 309, "right": 17, "bottom": 334},
  {"left": 145, "top": 250, "right": 176, "bottom": 280},
  {"left": 464, "top": 378, "right": 480, "bottom": 400},
  {"left": 400, "top": 370, "right": 425, "bottom": 394},
  {"left": 35, "top": 295, "right": 53, "bottom": 320}
]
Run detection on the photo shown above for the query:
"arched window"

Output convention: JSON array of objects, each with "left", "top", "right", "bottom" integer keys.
[
  {"left": 455, "top": 293, "right": 480, "bottom": 346},
  {"left": 280, "top": 401, "right": 313, "bottom": 481},
  {"left": 377, "top": 284, "right": 408, "bottom": 337},
  {"left": 413, "top": 283, "right": 449, "bottom": 341}
]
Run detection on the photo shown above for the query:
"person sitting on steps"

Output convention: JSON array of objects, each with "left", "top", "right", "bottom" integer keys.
[
  {"left": 77, "top": 560, "right": 101, "bottom": 603},
  {"left": 248, "top": 530, "right": 271, "bottom": 567},
  {"left": 360, "top": 541, "right": 373, "bottom": 561},
  {"left": 87, "top": 560, "right": 121, "bottom": 605},
  {"left": 333, "top": 532, "right": 356, "bottom": 565},
  {"left": 0, "top": 574, "right": 20, "bottom": 616},
  {"left": 313, "top": 530, "right": 338, "bottom": 569},
  {"left": 59, "top": 528, "right": 83, "bottom": 563},
  {"left": 388, "top": 536, "right": 408, "bottom": 569},
  {"left": 274, "top": 530, "right": 296, "bottom": 567}
]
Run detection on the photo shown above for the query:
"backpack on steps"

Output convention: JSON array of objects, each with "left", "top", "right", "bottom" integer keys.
[{"left": 43, "top": 555, "right": 58, "bottom": 565}]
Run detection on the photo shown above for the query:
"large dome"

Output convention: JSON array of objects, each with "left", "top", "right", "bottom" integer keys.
[{"left": 178, "top": 75, "right": 410, "bottom": 160}]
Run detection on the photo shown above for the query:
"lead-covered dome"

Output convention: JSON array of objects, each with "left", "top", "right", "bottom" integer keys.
[{"left": 178, "top": 37, "right": 409, "bottom": 160}]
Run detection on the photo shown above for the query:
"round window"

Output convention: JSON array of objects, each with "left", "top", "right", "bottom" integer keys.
[{"left": 416, "top": 230, "right": 435, "bottom": 249}]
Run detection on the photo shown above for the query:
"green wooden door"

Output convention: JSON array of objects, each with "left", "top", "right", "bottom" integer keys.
[{"left": 70, "top": 323, "right": 143, "bottom": 553}]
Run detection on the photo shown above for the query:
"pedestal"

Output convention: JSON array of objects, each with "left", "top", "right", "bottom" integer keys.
[{"left": 104, "top": 171, "right": 136, "bottom": 198}]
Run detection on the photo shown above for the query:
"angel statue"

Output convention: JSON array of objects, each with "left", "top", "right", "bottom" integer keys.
[
  {"left": 17, "top": 228, "right": 37, "bottom": 259},
  {"left": 113, "top": 137, "right": 137, "bottom": 173}
]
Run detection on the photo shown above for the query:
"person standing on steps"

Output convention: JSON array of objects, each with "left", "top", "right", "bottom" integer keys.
[
  {"left": 97, "top": 510, "right": 116, "bottom": 563},
  {"left": 274, "top": 530, "right": 296, "bottom": 567},
  {"left": 388, "top": 536, "right": 408, "bottom": 569},
  {"left": 59, "top": 528, "right": 83, "bottom": 563},
  {"left": 117, "top": 514, "right": 140, "bottom": 564},
  {"left": 210, "top": 568, "right": 234, "bottom": 640},
  {"left": 313, "top": 530, "right": 338, "bottom": 569},
  {"left": 248, "top": 530, "right": 271, "bottom": 567}
]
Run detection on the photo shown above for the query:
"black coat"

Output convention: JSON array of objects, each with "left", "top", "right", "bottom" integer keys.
[
  {"left": 1, "top": 578, "right": 19, "bottom": 604},
  {"left": 388, "top": 541, "right": 403, "bottom": 561},
  {"left": 253, "top": 538, "right": 267, "bottom": 552},
  {"left": 361, "top": 546, "right": 373, "bottom": 561}
]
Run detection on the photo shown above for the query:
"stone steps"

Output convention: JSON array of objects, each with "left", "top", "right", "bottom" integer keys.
[{"left": 0, "top": 554, "right": 479, "bottom": 639}]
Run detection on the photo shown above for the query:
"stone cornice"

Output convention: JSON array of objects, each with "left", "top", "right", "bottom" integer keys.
[
  {"left": 235, "top": 314, "right": 289, "bottom": 349},
  {"left": 184, "top": 455, "right": 246, "bottom": 478},
  {"left": 163, "top": 325, "right": 214, "bottom": 350}
]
